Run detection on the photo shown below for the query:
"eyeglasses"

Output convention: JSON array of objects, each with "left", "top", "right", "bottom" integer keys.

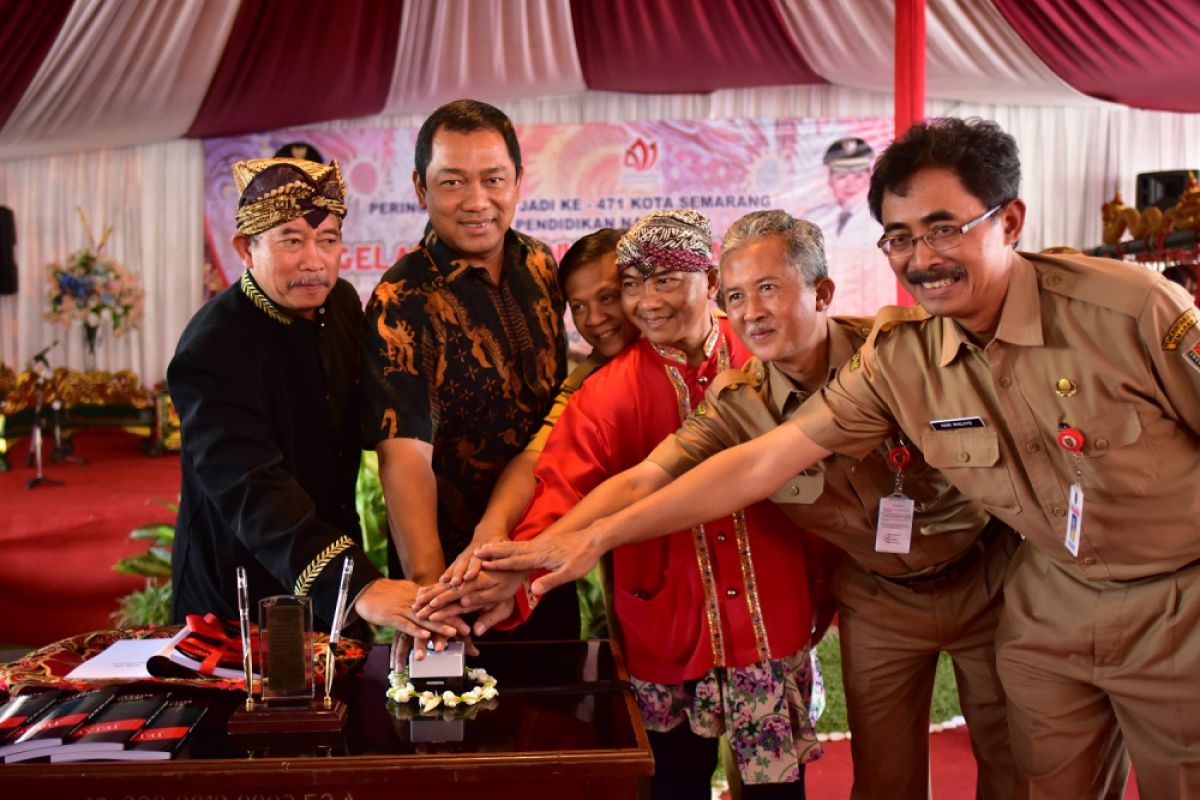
[{"left": 876, "top": 204, "right": 1003, "bottom": 259}]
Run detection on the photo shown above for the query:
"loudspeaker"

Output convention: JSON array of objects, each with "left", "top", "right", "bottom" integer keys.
[
  {"left": 0, "top": 206, "right": 15, "bottom": 296},
  {"left": 1136, "top": 170, "right": 1197, "bottom": 211}
]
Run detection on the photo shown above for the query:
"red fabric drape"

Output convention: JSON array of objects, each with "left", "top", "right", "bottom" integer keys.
[
  {"left": 186, "top": 0, "right": 403, "bottom": 139},
  {"left": 0, "top": 0, "right": 72, "bottom": 131},
  {"left": 570, "top": 0, "right": 825, "bottom": 93},
  {"left": 992, "top": 0, "right": 1200, "bottom": 113}
]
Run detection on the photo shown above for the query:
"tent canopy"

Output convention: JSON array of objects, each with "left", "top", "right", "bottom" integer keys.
[{"left": 1, "top": 0, "right": 1196, "bottom": 160}]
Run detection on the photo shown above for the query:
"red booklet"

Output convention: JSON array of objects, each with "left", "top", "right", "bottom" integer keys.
[{"left": 1, "top": 686, "right": 119, "bottom": 762}]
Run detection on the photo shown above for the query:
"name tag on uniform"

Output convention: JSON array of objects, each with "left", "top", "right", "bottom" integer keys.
[
  {"left": 1064, "top": 482, "right": 1084, "bottom": 557},
  {"left": 929, "top": 416, "right": 986, "bottom": 431}
]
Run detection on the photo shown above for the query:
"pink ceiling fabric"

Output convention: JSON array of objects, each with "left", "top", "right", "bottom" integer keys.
[
  {"left": 1, "top": 0, "right": 1197, "bottom": 160},
  {"left": 382, "top": 0, "right": 585, "bottom": 114},
  {"left": 0, "top": 0, "right": 240, "bottom": 159},
  {"left": 993, "top": 0, "right": 1200, "bottom": 113}
]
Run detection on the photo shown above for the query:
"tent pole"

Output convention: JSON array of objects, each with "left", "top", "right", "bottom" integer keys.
[{"left": 893, "top": 0, "right": 926, "bottom": 305}]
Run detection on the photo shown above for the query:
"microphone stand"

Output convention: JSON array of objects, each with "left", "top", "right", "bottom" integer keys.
[{"left": 25, "top": 361, "right": 63, "bottom": 490}]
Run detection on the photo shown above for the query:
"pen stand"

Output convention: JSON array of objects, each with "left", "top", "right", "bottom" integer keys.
[{"left": 227, "top": 595, "right": 347, "bottom": 748}]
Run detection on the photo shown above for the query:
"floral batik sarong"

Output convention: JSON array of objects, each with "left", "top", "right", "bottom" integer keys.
[{"left": 632, "top": 648, "right": 824, "bottom": 785}]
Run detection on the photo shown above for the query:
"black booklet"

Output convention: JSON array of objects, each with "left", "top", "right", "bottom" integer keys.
[
  {"left": 1, "top": 686, "right": 119, "bottom": 762},
  {"left": 46, "top": 690, "right": 169, "bottom": 762},
  {"left": 0, "top": 689, "right": 65, "bottom": 745},
  {"left": 117, "top": 697, "right": 209, "bottom": 761}
]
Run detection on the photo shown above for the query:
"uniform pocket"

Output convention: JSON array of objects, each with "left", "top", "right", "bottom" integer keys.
[
  {"left": 921, "top": 428, "right": 1023, "bottom": 513},
  {"left": 1076, "top": 402, "right": 1155, "bottom": 497}
]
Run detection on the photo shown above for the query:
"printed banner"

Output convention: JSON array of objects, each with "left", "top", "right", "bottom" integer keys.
[{"left": 203, "top": 117, "right": 896, "bottom": 334}]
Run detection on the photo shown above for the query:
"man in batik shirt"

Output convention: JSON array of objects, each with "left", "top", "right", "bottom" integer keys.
[{"left": 361, "top": 99, "right": 575, "bottom": 640}]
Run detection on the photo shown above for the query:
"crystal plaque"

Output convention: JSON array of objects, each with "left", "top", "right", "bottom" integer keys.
[{"left": 258, "top": 595, "right": 314, "bottom": 702}]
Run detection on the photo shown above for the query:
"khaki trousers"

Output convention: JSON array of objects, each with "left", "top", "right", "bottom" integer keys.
[
  {"left": 997, "top": 541, "right": 1200, "bottom": 799},
  {"left": 834, "top": 527, "right": 1019, "bottom": 800}
]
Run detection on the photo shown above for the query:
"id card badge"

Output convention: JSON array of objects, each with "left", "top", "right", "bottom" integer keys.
[
  {"left": 1064, "top": 482, "right": 1084, "bottom": 557},
  {"left": 876, "top": 493, "right": 915, "bottom": 553}
]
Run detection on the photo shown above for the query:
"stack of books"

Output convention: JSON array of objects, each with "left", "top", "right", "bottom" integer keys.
[{"left": 0, "top": 686, "right": 208, "bottom": 762}]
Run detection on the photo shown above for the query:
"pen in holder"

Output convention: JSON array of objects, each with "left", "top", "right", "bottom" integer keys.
[
  {"left": 236, "top": 566, "right": 255, "bottom": 711},
  {"left": 325, "top": 557, "right": 354, "bottom": 709}
]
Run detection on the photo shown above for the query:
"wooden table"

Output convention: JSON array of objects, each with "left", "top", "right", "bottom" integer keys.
[{"left": 0, "top": 639, "right": 653, "bottom": 798}]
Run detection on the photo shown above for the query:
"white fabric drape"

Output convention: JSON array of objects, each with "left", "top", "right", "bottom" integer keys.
[
  {"left": 0, "top": 139, "right": 204, "bottom": 385},
  {"left": 382, "top": 0, "right": 586, "bottom": 115},
  {"left": 0, "top": 0, "right": 240, "bottom": 161},
  {"left": 776, "top": 0, "right": 1094, "bottom": 107}
]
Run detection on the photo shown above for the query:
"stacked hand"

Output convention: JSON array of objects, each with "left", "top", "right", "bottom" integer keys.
[
  {"left": 353, "top": 578, "right": 471, "bottom": 669},
  {"left": 413, "top": 569, "right": 529, "bottom": 638},
  {"left": 473, "top": 522, "right": 607, "bottom": 596}
]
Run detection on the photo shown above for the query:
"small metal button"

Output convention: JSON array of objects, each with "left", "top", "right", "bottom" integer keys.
[
  {"left": 725, "top": 588, "right": 738, "bottom": 598},
  {"left": 998, "top": 376, "right": 1013, "bottom": 388},
  {"left": 1082, "top": 556, "right": 1096, "bottom": 566},
  {"left": 1095, "top": 438, "right": 1109, "bottom": 450},
  {"left": 698, "top": 376, "right": 709, "bottom": 384},
  {"left": 789, "top": 485, "right": 800, "bottom": 496},
  {"left": 957, "top": 451, "right": 971, "bottom": 463},
  {"left": 1025, "top": 442, "right": 1040, "bottom": 454},
  {"left": 1053, "top": 506, "right": 1066, "bottom": 517},
  {"left": 716, "top": 533, "right": 727, "bottom": 543},
  {"left": 1045, "top": 274, "right": 1062, "bottom": 287}
]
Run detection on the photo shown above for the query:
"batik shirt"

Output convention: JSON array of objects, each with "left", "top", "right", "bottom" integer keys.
[{"left": 362, "top": 225, "right": 566, "bottom": 559}]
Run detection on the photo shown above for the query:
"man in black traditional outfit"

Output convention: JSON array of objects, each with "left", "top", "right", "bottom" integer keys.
[{"left": 168, "top": 156, "right": 462, "bottom": 646}]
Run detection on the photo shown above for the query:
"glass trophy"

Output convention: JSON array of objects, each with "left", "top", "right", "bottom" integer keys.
[{"left": 258, "top": 595, "right": 314, "bottom": 702}]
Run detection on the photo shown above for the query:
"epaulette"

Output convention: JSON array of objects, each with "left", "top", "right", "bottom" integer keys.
[
  {"left": 831, "top": 315, "right": 876, "bottom": 346},
  {"left": 711, "top": 361, "right": 763, "bottom": 396},
  {"left": 1027, "top": 251, "right": 1152, "bottom": 318},
  {"left": 865, "top": 304, "right": 930, "bottom": 350}
]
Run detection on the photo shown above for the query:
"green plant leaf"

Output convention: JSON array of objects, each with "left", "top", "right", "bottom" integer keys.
[
  {"left": 114, "top": 552, "right": 173, "bottom": 578},
  {"left": 129, "top": 523, "right": 174, "bottom": 543}
]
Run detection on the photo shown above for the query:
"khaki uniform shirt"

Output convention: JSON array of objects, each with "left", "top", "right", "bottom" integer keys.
[
  {"left": 649, "top": 316, "right": 990, "bottom": 577},
  {"left": 794, "top": 252, "right": 1200, "bottom": 582}
]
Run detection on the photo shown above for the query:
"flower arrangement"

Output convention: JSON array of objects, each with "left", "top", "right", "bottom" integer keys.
[
  {"left": 44, "top": 211, "right": 144, "bottom": 357},
  {"left": 386, "top": 666, "right": 498, "bottom": 713}
]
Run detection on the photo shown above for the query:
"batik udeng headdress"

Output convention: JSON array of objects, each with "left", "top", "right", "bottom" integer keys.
[
  {"left": 232, "top": 157, "right": 347, "bottom": 236},
  {"left": 616, "top": 209, "right": 714, "bottom": 278}
]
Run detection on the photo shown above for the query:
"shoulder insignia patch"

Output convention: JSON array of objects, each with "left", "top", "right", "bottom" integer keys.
[
  {"left": 1184, "top": 341, "right": 1200, "bottom": 373},
  {"left": 1162, "top": 308, "right": 1198, "bottom": 350},
  {"left": 848, "top": 351, "right": 862, "bottom": 371}
]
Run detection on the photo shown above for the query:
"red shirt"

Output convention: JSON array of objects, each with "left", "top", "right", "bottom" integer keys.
[{"left": 511, "top": 316, "right": 816, "bottom": 684}]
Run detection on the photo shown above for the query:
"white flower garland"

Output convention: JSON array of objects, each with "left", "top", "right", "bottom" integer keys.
[{"left": 386, "top": 666, "right": 498, "bottom": 713}]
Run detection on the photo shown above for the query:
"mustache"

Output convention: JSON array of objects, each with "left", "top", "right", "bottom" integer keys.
[
  {"left": 906, "top": 266, "right": 965, "bottom": 286},
  {"left": 286, "top": 276, "right": 331, "bottom": 289}
]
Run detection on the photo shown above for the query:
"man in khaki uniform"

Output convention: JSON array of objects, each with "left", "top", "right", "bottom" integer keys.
[
  {"left": 473, "top": 210, "right": 1018, "bottom": 799},
  {"left": 483, "top": 119, "right": 1200, "bottom": 799}
]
